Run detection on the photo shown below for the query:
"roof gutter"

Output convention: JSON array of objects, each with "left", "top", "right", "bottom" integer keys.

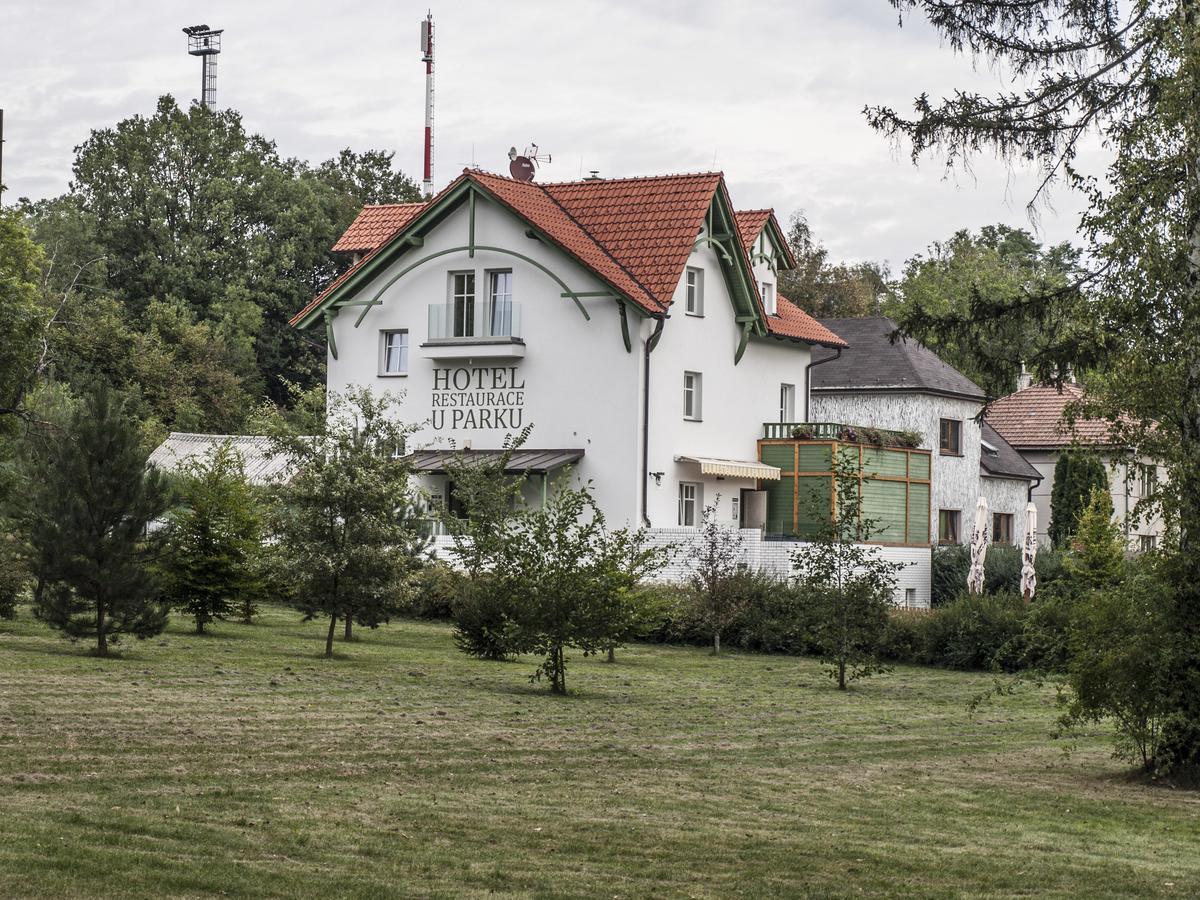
[{"left": 803, "top": 348, "right": 842, "bottom": 422}]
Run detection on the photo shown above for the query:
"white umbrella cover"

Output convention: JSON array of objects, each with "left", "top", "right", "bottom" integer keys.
[
  {"left": 968, "top": 495, "right": 989, "bottom": 595},
  {"left": 1021, "top": 502, "right": 1038, "bottom": 602}
]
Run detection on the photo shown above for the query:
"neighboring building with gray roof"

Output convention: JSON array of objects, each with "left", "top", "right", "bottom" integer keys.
[{"left": 808, "top": 317, "right": 1040, "bottom": 548}]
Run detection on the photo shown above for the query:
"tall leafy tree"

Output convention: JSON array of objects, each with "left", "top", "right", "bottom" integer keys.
[
  {"left": 777, "top": 212, "right": 889, "bottom": 317},
  {"left": 885, "top": 225, "right": 1083, "bottom": 395},
  {"left": 263, "top": 387, "right": 429, "bottom": 658},
  {"left": 867, "top": 0, "right": 1200, "bottom": 773},
  {"left": 0, "top": 207, "right": 48, "bottom": 422},
  {"left": 162, "top": 442, "right": 266, "bottom": 634},
  {"left": 21, "top": 387, "right": 171, "bottom": 656}
]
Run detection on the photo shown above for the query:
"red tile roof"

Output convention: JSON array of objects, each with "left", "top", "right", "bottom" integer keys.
[
  {"left": 985, "top": 383, "right": 1116, "bottom": 448},
  {"left": 768, "top": 295, "right": 848, "bottom": 348},
  {"left": 734, "top": 209, "right": 773, "bottom": 252},
  {"left": 331, "top": 203, "right": 427, "bottom": 254}
]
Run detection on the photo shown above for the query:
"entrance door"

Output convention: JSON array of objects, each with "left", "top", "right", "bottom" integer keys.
[{"left": 741, "top": 489, "right": 767, "bottom": 529}]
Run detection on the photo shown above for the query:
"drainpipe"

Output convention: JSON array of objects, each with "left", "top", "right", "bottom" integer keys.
[
  {"left": 641, "top": 315, "right": 666, "bottom": 526},
  {"left": 803, "top": 347, "right": 842, "bottom": 422}
]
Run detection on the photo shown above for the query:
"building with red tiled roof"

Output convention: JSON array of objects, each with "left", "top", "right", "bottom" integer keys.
[
  {"left": 290, "top": 165, "right": 937, "bottom": 604},
  {"left": 986, "top": 381, "right": 1163, "bottom": 549}
]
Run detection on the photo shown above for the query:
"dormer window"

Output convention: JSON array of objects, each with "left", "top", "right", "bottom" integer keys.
[
  {"left": 685, "top": 267, "right": 704, "bottom": 316},
  {"left": 761, "top": 281, "right": 776, "bottom": 316}
]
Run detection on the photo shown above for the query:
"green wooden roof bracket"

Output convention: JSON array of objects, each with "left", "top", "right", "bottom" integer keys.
[
  {"left": 616, "top": 299, "right": 632, "bottom": 352},
  {"left": 647, "top": 314, "right": 666, "bottom": 353},
  {"left": 324, "top": 308, "right": 340, "bottom": 360},
  {"left": 750, "top": 250, "right": 778, "bottom": 274},
  {"left": 734, "top": 319, "right": 753, "bottom": 364},
  {"left": 467, "top": 188, "right": 476, "bottom": 258},
  {"left": 691, "top": 235, "right": 733, "bottom": 263}
]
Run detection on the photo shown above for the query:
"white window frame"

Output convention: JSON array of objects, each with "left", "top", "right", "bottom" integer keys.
[
  {"left": 379, "top": 329, "right": 409, "bottom": 376},
  {"left": 780, "top": 383, "right": 795, "bottom": 422},
  {"left": 761, "top": 281, "right": 776, "bottom": 316},
  {"left": 486, "top": 269, "right": 513, "bottom": 337},
  {"left": 905, "top": 588, "right": 917, "bottom": 608},
  {"left": 678, "top": 482, "right": 702, "bottom": 527},
  {"left": 449, "top": 270, "right": 476, "bottom": 338},
  {"left": 683, "top": 371, "right": 703, "bottom": 421},
  {"left": 685, "top": 267, "right": 704, "bottom": 316}
]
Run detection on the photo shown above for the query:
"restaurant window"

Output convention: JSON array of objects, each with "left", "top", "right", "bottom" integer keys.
[
  {"left": 450, "top": 271, "right": 475, "bottom": 337},
  {"left": 939, "top": 418, "right": 962, "bottom": 455},
  {"left": 992, "top": 512, "right": 1014, "bottom": 545},
  {"left": 678, "top": 482, "right": 702, "bottom": 526},
  {"left": 683, "top": 371, "right": 703, "bottom": 421},
  {"left": 938, "top": 509, "right": 961, "bottom": 544},
  {"left": 380, "top": 329, "right": 408, "bottom": 376},
  {"left": 685, "top": 267, "right": 704, "bottom": 316}
]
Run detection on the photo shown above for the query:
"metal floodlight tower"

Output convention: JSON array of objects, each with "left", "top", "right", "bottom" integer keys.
[
  {"left": 183, "top": 24, "right": 223, "bottom": 109},
  {"left": 419, "top": 12, "right": 435, "bottom": 198}
]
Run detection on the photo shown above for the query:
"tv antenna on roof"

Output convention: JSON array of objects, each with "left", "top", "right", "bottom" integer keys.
[
  {"left": 182, "top": 24, "right": 223, "bottom": 109},
  {"left": 508, "top": 143, "right": 551, "bottom": 182}
]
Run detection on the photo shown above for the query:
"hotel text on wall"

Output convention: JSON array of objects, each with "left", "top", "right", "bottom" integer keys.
[{"left": 430, "top": 366, "right": 526, "bottom": 430}]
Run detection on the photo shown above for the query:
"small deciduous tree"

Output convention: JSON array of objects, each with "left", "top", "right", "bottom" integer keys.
[
  {"left": 794, "top": 452, "right": 904, "bottom": 689},
  {"left": 1049, "top": 451, "right": 1109, "bottom": 549},
  {"left": 490, "top": 480, "right": 669, "bottom": 694},
  {"left": 161, "top": 442, "right": 267, "bottom": 633},
  {"left": 22, "top": 387, "right": 171, "bottom": 656},
  {"left": 263, "top": 387, "right": 429, "bottom": 658},
  {"left": 686, "top": 499, "right": 749, "bottom": 656}
]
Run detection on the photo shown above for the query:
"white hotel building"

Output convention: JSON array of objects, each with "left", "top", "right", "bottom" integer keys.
[{"left": 285, "top": 167, "right": 1028, "bottom": 604}]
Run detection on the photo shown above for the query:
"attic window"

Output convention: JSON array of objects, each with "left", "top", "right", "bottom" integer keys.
[{"left": 761, "top": 281, "right": 776, "bottom": 316}]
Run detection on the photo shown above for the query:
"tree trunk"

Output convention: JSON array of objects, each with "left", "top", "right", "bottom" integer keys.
[
  {"left": 838, "top": 658, "right": 847, "bottom": 691},
  {"left": 325, "top": 613, "right": 337, "bottom": 658},
  {"left": 344, "top": 616, "right": 353, "bottom": 641},
  {"left": 712, "top": 631, "right": 721, "bottom": 656},
  {"left": 196, "top": 616, "right": 205, "bottom": 635},
  {"left": 96, "top": 600, "right": 107, "bottom": 658},
  {"left": 606, "top": 647, "right": 615, "bottom": 663}
]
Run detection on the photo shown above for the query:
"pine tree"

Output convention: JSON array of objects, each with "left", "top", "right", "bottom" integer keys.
[
  {"left": 1067, "top": 487, "right": 1126, "bottom": 592},
  {"left": 22, "top": 387, "right": 171, "bottom": 656},
  {"left": 1049, "top": 452, "right": 1110, "bottom": 548},
  {"left": 162, "top": 442, "right": 266, "bottom": 633}
]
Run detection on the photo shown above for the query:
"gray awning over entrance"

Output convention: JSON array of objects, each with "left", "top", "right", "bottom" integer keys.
[{"left": 405, "top": 448, "right": 584, "bottom": 475}]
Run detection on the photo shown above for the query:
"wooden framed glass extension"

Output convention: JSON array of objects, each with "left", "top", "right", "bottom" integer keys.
[{"left": 757, "top": 439, "right": 933, "bottom": 546}]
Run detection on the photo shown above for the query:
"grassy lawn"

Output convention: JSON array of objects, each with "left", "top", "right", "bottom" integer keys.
[{"left": 2, "top": 607, "right": 1198, "bottom": 899}]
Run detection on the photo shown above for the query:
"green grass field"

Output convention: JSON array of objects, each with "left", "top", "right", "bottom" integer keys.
[{"left": 2, "top": 606, "right": 1198, "bottom": 899}]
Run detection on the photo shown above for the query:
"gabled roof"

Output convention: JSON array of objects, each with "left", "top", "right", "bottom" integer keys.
[
  {"left": 332, "top": 203, "right": 427, "bottom": 254},
  {"left": 734, "top": 208, "right": 798, "bottom": 269},
  {"left": 734, "top": 209, "right": 772, "bottom": 250},
  {"left": 985, "top": 382, "right": 1116, "bottom": 448},
  {"left": 810, "top": 317, "right": 986, "bottom": 401},
  {"left": 767, "top": 296, "right": 848, "bottom": 348},
  {"left": 980, "top": 421, "right": 1041, "bottom": 482}
]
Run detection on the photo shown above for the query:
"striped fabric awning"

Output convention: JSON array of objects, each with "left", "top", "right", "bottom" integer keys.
[{"left": 675, "top": 455, "right": 781, "bottom": 481}]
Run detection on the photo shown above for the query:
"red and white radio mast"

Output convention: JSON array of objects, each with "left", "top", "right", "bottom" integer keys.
[{"left": 419, "top": 12, "right": 435, "bottom": 198}]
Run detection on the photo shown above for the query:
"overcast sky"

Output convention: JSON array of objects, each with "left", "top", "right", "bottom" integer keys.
[{"left": 2, "top": 0, "right": 1107, "bottom": 269}]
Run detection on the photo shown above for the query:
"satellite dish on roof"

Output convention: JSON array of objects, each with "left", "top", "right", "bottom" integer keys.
[
  {"left": 509, "top": 155, "right": 536, "bottom": 182},
  {"left": 507, "top": 143, "right": 551, "bottom": 182}
]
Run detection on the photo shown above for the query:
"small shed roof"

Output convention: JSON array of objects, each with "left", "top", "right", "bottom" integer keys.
[
  {"left": 405, "top": 448, "right": 584, "bottom": 474},
  {"left": 148, "top": 433, "right": 295, "bottom": 485},
  {"left": 979, "top": 421, "right": 1041, "bottom": 482}
]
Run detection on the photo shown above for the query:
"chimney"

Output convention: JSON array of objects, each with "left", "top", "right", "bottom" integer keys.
[{"left": 1017, "top": 363, "right": 1033, "bottom": 391}]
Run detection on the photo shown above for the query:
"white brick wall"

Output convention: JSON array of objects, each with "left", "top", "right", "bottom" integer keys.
[{"left": 432, "top": 527, "right": 932, "bottom": 608}]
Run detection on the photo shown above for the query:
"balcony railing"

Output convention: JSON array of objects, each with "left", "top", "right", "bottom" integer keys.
[
  {"left": 427, "top": 299, "right": 523, "bottom": 342},
  {"left": 763, "top": 421, "right": 921, "bottom": 449}
]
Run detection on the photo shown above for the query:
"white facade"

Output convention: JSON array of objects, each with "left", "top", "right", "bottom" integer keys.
[{"left": 324, "top": 190, "right": 812, "bottom": 531}]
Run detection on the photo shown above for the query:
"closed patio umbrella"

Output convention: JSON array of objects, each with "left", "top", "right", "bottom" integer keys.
[
  {"left": 1021, "top": 502, "right": 1038, "bottom": 602},
  {"left": 968, "top": 495, "right": 989, "bottom": 595}
]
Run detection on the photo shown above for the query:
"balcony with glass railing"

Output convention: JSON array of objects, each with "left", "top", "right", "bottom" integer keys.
[{"left": 422, "top": 299, "right": 525, "bottom": 359}]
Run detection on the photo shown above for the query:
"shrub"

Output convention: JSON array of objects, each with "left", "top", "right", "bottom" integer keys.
[
  {"left": 404, "top": 562, "right": 464, "bottom": 619},
  {"left": 933, "top": 543, "right": 1068, "bottom": 607},
  {"left": 451, "top": 576, "right": 522, "bottom": 661},
  {"left": 881, "top": 593, "right": 1026, "bottom": 670},
  {"left": 726, "top": 571, "right": 815, "bottom": 655},
  {"left": 931, "top": 546, "right": 971, "bottom": 607}
]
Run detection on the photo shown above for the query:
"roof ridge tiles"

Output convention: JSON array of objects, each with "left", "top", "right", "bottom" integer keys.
[{"left": 462, "top": 166, "right": 723, "bottom": 187}]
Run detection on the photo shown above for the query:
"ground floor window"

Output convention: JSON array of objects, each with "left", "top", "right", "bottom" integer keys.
[
  {"left": 678, "top": 481, "right": 702, "bottom": 526},
  {"left": 1139, "top": 534, "right": 1158, "bottom": 552},
  {"left": 938, "top": 509, "right": 961, "bottom": 544},
  {"left": 905, "top": 588, "right": 917, "bottom": 607},
  {"left": 992, "top": 512, "right": 1014, "bottom": 545}
]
